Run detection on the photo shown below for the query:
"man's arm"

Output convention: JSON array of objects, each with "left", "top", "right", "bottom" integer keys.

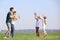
[
  {"left": 10, "top": 15, "right": 15, "bottom": 19},
  {"left": 34, "top": 13, "right": 37, "bottom": 19},
  {"left": 8, "top": 12, "right": 15, "bottom": 19}
]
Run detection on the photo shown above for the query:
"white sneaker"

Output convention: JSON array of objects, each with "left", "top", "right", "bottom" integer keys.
[{"left": 4, "top": 36, "right": 7, "bottom": 39}]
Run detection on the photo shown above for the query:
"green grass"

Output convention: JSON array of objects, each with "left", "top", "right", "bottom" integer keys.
[{"left": 0, "top": 32, "right": 60, "bottom": 40}]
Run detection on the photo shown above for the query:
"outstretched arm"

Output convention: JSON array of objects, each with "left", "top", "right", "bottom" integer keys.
[
  {"left": 34, "top": 12, "right": 37, "bottom": 19},
  {"left": 10, "top": 15, "right": 15, "bottom": 19}
]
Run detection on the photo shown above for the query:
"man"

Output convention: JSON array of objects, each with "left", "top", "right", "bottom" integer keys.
[
  {"left": 34, "top": 12, "right": 41, "bottom": 37},
  {"left": 4, "top": 7, "right": 15, "bottom": 38}
]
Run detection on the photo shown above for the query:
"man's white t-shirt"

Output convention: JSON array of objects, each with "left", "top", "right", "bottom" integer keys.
[
  {"left": 36, "top": 19, "right": 40, "bottom": 27},
  {"left": 35, "top": 17, "right": 42, "bottom": 27}
]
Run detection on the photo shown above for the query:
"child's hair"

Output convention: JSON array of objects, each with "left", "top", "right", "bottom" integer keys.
[
  {"left": 13, "top": 11, "right": 16, "bottom": 15},
  {"left": 43, "top": 16, "right": 47, "bottom": 19}
]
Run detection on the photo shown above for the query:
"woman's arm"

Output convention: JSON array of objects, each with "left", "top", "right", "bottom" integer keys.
[{"left": 14, "top": 15, "right": 20, "bottom": 20}]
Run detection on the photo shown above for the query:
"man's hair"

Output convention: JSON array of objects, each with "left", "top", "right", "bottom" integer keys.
[
  {"left": 10, "top": 7, "right": 14, "bottom": 11},
  {"left": 13, "top": 11, "right": 16, "bottom": 15}
]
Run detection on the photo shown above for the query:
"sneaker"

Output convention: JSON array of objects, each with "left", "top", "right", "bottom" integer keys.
[
  {"left": 4, "top": 36, "right": 7, "bottom": 39},
  {"left": 44, "top": 32, "right": 47, "bottom": 38}
]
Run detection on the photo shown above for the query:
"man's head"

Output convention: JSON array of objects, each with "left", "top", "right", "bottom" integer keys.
[
  {"left": 10, "top": 7, "right": 14, "bottom": 12},
  {"left": 34, "top": 12, "right": 37, "bottom": 16}
]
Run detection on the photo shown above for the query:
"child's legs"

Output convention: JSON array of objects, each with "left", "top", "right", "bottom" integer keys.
[{"left": 11, "top": 24, "right": 14, "bottom": 37}]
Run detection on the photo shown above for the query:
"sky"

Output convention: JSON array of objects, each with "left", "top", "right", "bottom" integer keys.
[{"left": 0, "top": 0, "right": 60, "bottom": 30}]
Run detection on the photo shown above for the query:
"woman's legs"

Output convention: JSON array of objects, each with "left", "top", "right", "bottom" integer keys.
[
  {"left": 43, "top": 25, "right": 47, "bottom": 38},
  {"left": 11, "top": 24, "right": 14, "bottom": 38}
]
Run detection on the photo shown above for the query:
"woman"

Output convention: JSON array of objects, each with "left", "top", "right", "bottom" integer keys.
[
  {"left": 43, "top": 16, "right": 47, "bottom": 38},
  {"left": 11, "top": 11, "right": 20, "bottom": 38}
]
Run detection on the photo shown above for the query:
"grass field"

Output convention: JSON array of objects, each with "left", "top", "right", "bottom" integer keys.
[{"left": 0, "top": 32, "right": 60, "bottom": 40}]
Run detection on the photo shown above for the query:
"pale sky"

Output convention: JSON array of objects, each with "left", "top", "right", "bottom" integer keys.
[{"left": 0, "top": 0, "right": 60, "bottom": 30}]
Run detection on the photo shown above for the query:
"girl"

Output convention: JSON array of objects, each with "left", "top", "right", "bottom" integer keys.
[{"left": 43, "top": 16, "right": 47, "bottom": 38}]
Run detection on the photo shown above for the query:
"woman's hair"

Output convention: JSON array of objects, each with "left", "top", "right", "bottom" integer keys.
[
  {"left": 43, "top": 16, "right": 47, "bottom": 19},
  {"left": 13, "top": 11, "right": 16, "bottom": 15}
]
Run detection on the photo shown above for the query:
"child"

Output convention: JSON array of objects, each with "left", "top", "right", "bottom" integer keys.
[
  {"left": 11, "top": 11, "right": 20, "bottom": 38},
  {"left": 43, "top": 16, "right": 47, "bottom": 38},
  {"left": 34, "top": 12, "right": 41, "bottom": 37}
]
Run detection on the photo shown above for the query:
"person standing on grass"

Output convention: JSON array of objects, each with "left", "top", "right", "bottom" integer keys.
[
  {"left": 42, "top": 16, "right": 47, "bottom": 38},
  {"left": 4, "top": 7, "right": 15, "bottom": 38},
  {"left": 11, "top": 11, "right": 20, "bottom": 38},
  {"left": 34, "top": 12, "right": 41, "bottom": 37},
  {"left": 0, "top": 29, "right": 1, "bottom": 33}
]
